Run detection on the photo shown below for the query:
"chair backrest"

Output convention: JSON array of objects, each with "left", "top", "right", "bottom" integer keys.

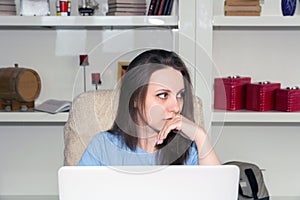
[{"left": 63, "top": 90, "right": 204, "bottom": 166}]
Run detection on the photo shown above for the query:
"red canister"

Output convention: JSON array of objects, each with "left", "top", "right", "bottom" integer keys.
[
  {"left": 275, "top": 86, "right": 300, "bottom": 112},
  {"left": 246, "top": 81, "right": 281, "bottom": 111},
  {"left": 214, "top": 76, "right": 251, "bottom": 111}
]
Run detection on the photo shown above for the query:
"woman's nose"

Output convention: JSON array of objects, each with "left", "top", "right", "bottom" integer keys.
[{"left": 167, "top": 95, "right": 181, "bottom": 114}]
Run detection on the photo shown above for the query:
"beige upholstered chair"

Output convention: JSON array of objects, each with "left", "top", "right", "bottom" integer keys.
[{"left": 63, "top": 90, "right": 204, "bottom": 166}]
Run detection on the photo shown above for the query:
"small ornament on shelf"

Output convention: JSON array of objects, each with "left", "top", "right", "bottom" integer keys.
[
  {"left": 20, "top": 0, "right": 50, "bottom": 16},
  {"left": 0, "top": 63, "right": 41, "bottom": 112},
  {"left": 78, "top": 0, "right": 99, "bottom": 16},
  {"left": 56, "top": 0, "right": 71, "bottom": 16},
  {"left": 281, "top": 0, "right": 297, "bottom": 16}
]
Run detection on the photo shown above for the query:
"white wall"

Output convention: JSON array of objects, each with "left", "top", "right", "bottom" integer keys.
[
  {"left": 0, "top": 29, "right": 175, "bottom": 104},
  {"left": 0, "top": 124, "right": 64, "bottom": 195}
]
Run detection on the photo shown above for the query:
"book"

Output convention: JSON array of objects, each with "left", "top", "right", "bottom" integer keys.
[
  {"left": 0, "top": 4, "right": 16, "bottom": 11},
  {"left": 226, "top": 0, "right": 260, "bottom": 2},
  {"left": 108, "top": 0, "right": 146, "bottom": 4},
  {"left": 224, "top": 5, "right": 261, "bottom": 12},
  {"left": 225, "top": 11, "right": 260, "bottom": 16},
  {"left": 109, "top": 7, "right": 146, "bottom": 12},
  {"left": 147, "top": 0, "right": 157, "bottom": 15},
  {"left": 108, "top": 3, "right": 146, "bottom": 8},
  {"left": 166, "top": 0, "right": 173, "bottom": 15},
  {"left": 107, "top": 11, "right": 145, "bottom": 15},
  {"left": 0, "top": 10, "right": 16, "bottom": 15},
  {"left": 35, "top": 99, "right": 71, "bottom": 114},
  {"left": 225, "top": 1, "right": 260, "bottom": 6},
  {"left": 162, "top": 0, "right": 170, "bottom": 15},
  {"left": 153, "top": 0, "right": 161, "bottom": 15},
  {"left": 0, "top": 0, "right": 15, "bottom": 5},
  {"left": 157, "top": 0, "right": 166, "bottom": 15}
]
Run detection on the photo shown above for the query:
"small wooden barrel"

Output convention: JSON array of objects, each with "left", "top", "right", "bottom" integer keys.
[{"left": 0, "top": 65, "right": 41, "bottom": 102}]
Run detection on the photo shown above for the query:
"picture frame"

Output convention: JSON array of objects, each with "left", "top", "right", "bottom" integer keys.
[
  {"left": 20, "top": 0, "right": 50, "bottom": 16},
  {"left": 117, "top": 62, "right": 130, "bottom": 81}
]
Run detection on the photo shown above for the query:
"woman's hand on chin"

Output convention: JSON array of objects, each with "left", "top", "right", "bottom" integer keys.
[{"left": 156, "top": 114, "right": 202, "bottom": 144}]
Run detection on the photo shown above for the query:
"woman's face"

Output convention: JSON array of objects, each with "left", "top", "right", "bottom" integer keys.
[{"left": 143, "top": 67, "right": 185, "bottom": 132}]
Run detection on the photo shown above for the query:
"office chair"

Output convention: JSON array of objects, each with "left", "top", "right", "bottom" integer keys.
[{"left": 63, "top": 90, "right": 204, "bottom": 166}]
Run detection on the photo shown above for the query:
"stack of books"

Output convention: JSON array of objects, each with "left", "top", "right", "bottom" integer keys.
[
  {"left": 107, "top": 0, "right": 147, "bottom": 16},
  {"left": 0, "top": 0, "right": 16, "bottom": 16},
  {"left": 148, "top": 0, "right": 174, "bottom": 15},
  {"left": 224, "top": 0, "right": 261, "bottom": 16}
]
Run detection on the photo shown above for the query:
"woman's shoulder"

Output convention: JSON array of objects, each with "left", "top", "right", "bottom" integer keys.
[{"left": 92, "top": 131, "right": 124, "bottom": 147}]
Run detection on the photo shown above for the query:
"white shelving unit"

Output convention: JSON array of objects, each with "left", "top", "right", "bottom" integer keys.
[
  {"left": 0, "top": 15, "right": 178, "bottom": 124},
  {"left": 212, "top": 15, "right": 300, "bottom": 124},
  {"left": 212, "top": 1, "right": 300, "bottom": 197}
]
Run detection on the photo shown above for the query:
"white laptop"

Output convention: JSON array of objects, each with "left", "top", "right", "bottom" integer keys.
[{"left": 58, "top": 165, "right": 239, "bottom": 200}]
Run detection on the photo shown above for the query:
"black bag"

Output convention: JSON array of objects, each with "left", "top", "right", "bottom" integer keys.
[{"left": 224, "top": 161, "right": 269, "bottom": 200}]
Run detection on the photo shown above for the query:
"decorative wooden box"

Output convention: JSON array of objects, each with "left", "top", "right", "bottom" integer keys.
[
  {"left": 275, "top": 86, "right": 300, "bottom": 112},
  {"left": 214, "top": 76, "right": 251, "bottom": 111},
  {"left": 0, "top": 64, "right": 41, "bottom": 111},
  {"left": 246, "top": 81, "right": 281, "bottom": 111}
]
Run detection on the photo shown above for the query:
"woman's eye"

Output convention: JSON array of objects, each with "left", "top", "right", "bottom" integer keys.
[
  {"left": 157, "top": 93, "right": 168, "bottom": 99},
  {"left": 177, "top": 91, "right": 185, "bottom": 99}
]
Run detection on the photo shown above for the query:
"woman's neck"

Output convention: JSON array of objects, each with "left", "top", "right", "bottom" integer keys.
[
  {"left": 137, "top": 126, "right": 158, "bottom": 153},
  {"left": 137, "top": 136, "right": 157, "bottom": 153}
]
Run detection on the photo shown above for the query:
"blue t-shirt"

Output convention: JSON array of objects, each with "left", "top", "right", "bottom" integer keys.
[{"left": 78, "top": 131, "right": 198, "bottom": 166}]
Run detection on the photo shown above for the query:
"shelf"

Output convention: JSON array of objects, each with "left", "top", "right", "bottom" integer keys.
[
  {"left": 0, "top": 16, "right": 178, "bottom": 29},
  {"left": 0, "top": 195, "right": 58, "bottom": 200},
  {"left": 0, "top": 112, "right": 68, "bottom": 123},
  {"left": 213, "top": 110, "right": 300, "bottom": 123},
  {"left": 213, "top": 15, "right": 300, "bottom": 27},
  {"left": 0, "top": 196, "right": 299, "bottom": 200}
]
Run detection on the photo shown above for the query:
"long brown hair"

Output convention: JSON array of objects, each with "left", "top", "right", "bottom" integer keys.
[{"left": 109, "top": 49, "right": 195, "bottom": 165}]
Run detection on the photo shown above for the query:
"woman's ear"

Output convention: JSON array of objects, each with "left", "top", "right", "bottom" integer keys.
[{"left": 133, "top": 100, "right": 137, "bottom": 108}]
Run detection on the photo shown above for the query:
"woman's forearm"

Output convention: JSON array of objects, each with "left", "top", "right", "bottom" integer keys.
[{"left": 194, "top": 128, "right": 221, "bottom": 165}]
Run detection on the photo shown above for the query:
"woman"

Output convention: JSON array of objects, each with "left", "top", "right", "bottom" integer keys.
[{"left": 78, "top": 49, "right": 220, "bottom": 166}]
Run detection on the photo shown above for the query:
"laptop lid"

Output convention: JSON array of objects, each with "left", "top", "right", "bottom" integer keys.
[{"left": 58, "top": 165, "right": 239, "bottom": 200}]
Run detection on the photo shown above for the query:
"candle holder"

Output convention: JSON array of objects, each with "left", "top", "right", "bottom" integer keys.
[
  {"left": 79, "top": 54, "right": 89, "bottom": 92},
  {"left": 91, "top": 73, "right": 101, "bottom": 90}
]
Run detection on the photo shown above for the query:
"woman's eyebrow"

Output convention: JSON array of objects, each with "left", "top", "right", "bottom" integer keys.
[
  {"left": 177, "top": 88, "right": 185, "bottom": 93},
  {"left": 155, "top": 88, "right": 185, "bottom": 95},
  {"left": 155, "top": 88, "right": 171, "bottom": 93}
]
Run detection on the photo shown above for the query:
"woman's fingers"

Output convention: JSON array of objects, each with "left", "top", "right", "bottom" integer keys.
[
  {"left": 156, "top": 115, "right": 183, "bottom": 144},
  {"left": 156, "top": 114, "right": 200, "bottom": 145}
]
